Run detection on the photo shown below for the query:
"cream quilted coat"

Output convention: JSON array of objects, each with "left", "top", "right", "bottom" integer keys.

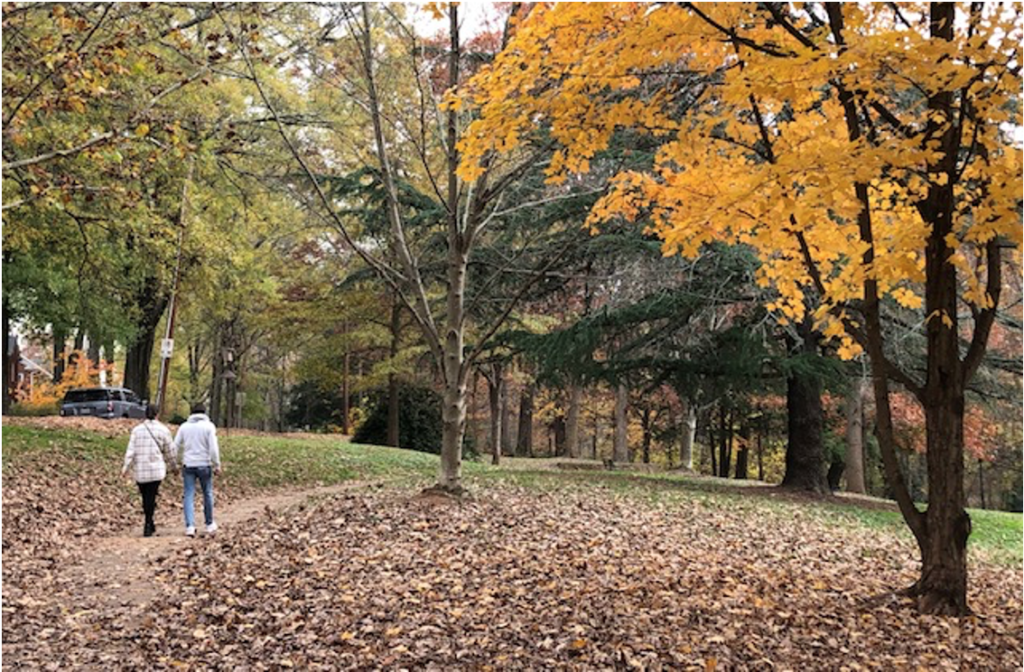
[{"left": 122, "top": 420, "right": 176, "bottom": 483}]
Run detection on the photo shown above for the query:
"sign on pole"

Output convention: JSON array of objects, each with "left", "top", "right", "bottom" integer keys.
[{"left": 160, "top": 338, "right": 174, "bottom": 359}]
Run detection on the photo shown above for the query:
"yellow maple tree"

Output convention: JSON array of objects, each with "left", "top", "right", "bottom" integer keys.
[{"left": 459, "top": 2, "right": 1022, "bottom": 615}]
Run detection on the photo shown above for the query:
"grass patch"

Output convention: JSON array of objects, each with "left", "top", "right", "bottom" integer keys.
[
  {"left": 2, "top": 425, "right": 124, "bottom": 466},
  {"left": 819, "top": 504, "right": 1024, "bottom": 567},
  {"left": 1, "top": 425, "right": 442, "bottom": 491},
  {"left": 471, "top": 464, "right": 1023, "bottom": 568},
  {"left": 4, "top": 424, "right": 1020, "bottom": 567}
]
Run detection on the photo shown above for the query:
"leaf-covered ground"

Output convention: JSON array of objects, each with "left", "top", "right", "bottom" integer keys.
[
  {"left": 1, "top": 422, "right": 360, "bottom": 597},
  {"left": 3, "top": 422, "right": 1021, "bottom": 670}
]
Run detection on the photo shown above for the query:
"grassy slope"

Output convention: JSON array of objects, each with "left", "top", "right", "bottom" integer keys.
[
  {"left": 1, "top": 425, "right": 440, "bottom": 492},
  {"left": 469, "top": 466, "right": 1022, "bottom": 567},
  {"left": 3, "top": 424, "right": 1020, "bottom": 566}
]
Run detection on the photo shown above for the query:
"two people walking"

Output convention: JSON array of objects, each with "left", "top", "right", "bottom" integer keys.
[{"left": 121, "top": 402, "right": 222, "bottom": 537}]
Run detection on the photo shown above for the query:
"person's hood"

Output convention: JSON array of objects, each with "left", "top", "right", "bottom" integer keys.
[{"left": 187, "top": 413, "right": 211, "bottom": 423}]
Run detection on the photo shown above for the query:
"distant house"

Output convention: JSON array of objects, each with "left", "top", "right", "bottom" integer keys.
[{"left": 17, "top": 354, "right": 52, "bottom": 395}]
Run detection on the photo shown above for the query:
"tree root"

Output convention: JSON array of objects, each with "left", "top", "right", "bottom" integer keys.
[
  {"left": 420, "top": 484, "right": 469, "bottom": 501},
  {"left": 899, "top": 581, "right": 972, "bottom": 616}
]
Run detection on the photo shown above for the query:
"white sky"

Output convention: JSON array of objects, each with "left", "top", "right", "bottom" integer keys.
[{"left": 410, "top": 2, "right": 507, "bottom": 40}]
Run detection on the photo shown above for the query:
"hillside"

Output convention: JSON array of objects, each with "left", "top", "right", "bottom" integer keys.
[{"left": 2, "top": 421, "right": 1021, "bottom": 669}]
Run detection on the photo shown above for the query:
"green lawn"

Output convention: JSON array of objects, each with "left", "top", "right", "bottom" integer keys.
[
  {"left": 3, "top": 423, "right": 1020, "bottom": 566},
  {"left": 1, "top": 424, "right": 445, "bottom": 491},
  {"left": 468, "top": 464, "right": 1024, "bottom": 567},
  {"left": 816, "top": 501, "right": 1024, "bottom": 567}
]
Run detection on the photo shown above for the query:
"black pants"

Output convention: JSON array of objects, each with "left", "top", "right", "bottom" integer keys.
[{"left": 138, "top": 481, "right": 161, "bottom": 533}]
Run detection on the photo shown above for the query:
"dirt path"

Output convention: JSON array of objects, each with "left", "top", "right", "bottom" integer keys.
[{"left": 63, "top": 481, "right": 377, "bottom": 609}]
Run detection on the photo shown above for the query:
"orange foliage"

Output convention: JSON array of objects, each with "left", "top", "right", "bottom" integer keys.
[
  {"left": 889, "top": 391, "right": 999, "bottom": 461},
  {"left": 17, "top": 351, "right": 104, "bottom": 414}
]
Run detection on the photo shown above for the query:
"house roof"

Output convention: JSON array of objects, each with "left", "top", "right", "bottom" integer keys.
[{"left": 19, "top": 357, "right": 53, "bottom": 378}]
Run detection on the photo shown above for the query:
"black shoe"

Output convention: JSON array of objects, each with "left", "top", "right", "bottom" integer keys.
[{"left": 144, "top": 523, "right": 155, "bottom": 537}]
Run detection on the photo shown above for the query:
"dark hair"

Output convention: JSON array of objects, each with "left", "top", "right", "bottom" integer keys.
[
  {"left": 191, "top": 402, "right": 206, "bottom": 415},
  {"left": 145, "top": 404, "right": 158, "bottom": 420}
]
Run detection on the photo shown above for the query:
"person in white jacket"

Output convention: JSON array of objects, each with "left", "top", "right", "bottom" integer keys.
[
  {"left": 173, "top": 402, "right": 222, "bottom": 537},
  {"left": 121, "top": 404, "right": 176, "bottom": 537}
]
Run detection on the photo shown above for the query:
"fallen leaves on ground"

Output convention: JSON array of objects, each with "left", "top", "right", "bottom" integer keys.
[
  {"left": 3, "top": 483, "right": 1020, "bottom": 670},
  {"left": 1, "top": 420, "right": 287, "bottom": 614}
]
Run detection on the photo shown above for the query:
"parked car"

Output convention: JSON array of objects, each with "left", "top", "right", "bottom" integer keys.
[{"left": 60, "top": 387, "right": 148, "bottom": 419}]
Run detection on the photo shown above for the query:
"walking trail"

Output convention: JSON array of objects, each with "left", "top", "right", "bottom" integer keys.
[{"left": 64, "top": 481, "right": 375, "bottom": 609}]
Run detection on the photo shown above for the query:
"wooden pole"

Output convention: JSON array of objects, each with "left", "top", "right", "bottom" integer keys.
[{"left": 156, "top": 158, "right": 192, "bottom": 417}]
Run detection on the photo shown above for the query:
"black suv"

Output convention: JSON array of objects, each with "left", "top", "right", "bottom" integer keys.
[{"left": 60, "top": 387, "right": 147, "bottom": 419}]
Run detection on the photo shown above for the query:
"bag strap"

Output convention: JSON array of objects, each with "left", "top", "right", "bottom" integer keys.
[{"left": 141, "top": 421, "right": 171, "bottom": 463}]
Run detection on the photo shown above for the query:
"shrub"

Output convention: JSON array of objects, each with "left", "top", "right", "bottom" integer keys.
[
  {"left": 8, "top": 401, "right": 60, "bottom": 417},
  {"left": 285, "top": 381, "right": 348, "bottom": 431},
  {"left": 353, "top": 385, "right": 476, "bottom": 457}
]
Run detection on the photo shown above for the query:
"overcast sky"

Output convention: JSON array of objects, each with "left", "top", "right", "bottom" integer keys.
[{"left": 411, "top": 3, "right": 507, "bottom": 40}]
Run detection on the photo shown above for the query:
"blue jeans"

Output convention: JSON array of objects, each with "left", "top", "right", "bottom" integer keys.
[{"left": 182, "top": 466, "right": 215, "bottom": 528}]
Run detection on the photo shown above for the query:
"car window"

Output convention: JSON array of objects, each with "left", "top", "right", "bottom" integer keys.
[
  {"left": 64, "top": 389, "right": 110, "bottom": 403},
  {"left": 125, "top": 391, "right": 139, "bottom": 404}
]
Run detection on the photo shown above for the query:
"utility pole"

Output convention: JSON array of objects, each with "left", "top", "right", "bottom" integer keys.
[{"left": 155, "top": 159, "right": 193, "bottom": 417}]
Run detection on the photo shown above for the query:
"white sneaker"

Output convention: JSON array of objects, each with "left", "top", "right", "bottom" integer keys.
[
  {"left": 185, "top": 526, "right": 196, "bottom": 537},
  {"left": 206, "top": 522, "right": 218, "bottom": 535}
]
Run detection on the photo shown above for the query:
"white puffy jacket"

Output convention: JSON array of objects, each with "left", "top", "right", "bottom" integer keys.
[{"left": 173, "top": 413, "right": 221, "bottom": 469}]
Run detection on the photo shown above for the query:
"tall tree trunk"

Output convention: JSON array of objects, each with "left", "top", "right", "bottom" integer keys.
[
  {"left": 341, "top": 325, "right": 351, "bottom": 435},
  {"left": 782, "top": 361, "right": 827, "bottom": 492},
  {"left": 640, "top": 407, "right": 652, "bottom": 464},
  {"left": 827, "top": 455, "right": 845, "bottom": 492},
  {"left": 52, "top": 326, "right": 67, "bottom": 384},
  {"left": 613, "top": 383, "right": 629, "bottom": 463},
  {"left": 387, "top": 297, "right": 401, "bottom": 445},
  {"left": 86, "top": 334, "right": 100, "bottom": 366},
  {"left": 224, "top": 363, "right": 237, "bottom": 429},
  {"left": 553, "top": 415, "right": 567, "bottom": 456},
  {"left": 70, "top": 330, "right": 85, "bottom": 368},
  {"left": 3, "top": 297, "right": 12, "bottom": 414},
  {"left": 679, "top": 397, "right": 696, "bottom": 471},
  {"left": 917, "top": 382, "right": 968, "bottom": 614},
  {"left": 277, "top": 357, "right": 287, "bottom": 432},
  {"left": 123, "top": 292, "right": 169, "bottom": 400},
  {"left": 516, "top": 381, "right": 535, "bottom": 457},
  {"left": 101, "top": 339, "right": 115, "bottom": 387},
  {"left": 565, "top": 384, "right": 582, "bottom": 458},
  {"left": 488, "top": 362, "right": 504, "bottom": 465},
  {"left": 438, "top": 329, "right": 468, "bottom": 491},
  {"left": 824, "top": 2, "right": 975, "bottom": 615},
  {"left": 433, "top": 2, "right": 469, "bottom": 492},
  {"left": 757, "top": 422, "right": 764, "bottom": 481},
  {"left": 718, "top": 404, "right": 733, "bottom": 478},
  {"left": 781, "top": 322, "right": 828, "bottom": 493},
  {"left": 734, "top": 420, "right": 749, "bottom": 480},
  {"left": 436, "top": 249, "right": 470, "bottom": 488},
  {"left": 210, "top": 343, "right": 223, "bottom": 425},
  {"left": 844, "top": 377, "right": 867, "bottom": 494},
  {"left": 386, "top": 374, "right": 400, "bottom": 447},
  {"left": 908, "top": 2, "right": 972, "bottom": 616},
  {"left": 977, "top": 461, "right": 986, "bottom": 510},
  {"left": 708, "top": 413, "right": 717, "bottom": 476},
  {"left": 501, "top": 381, "right": 515, "bottom": 455},
  {"left": 187, "top": 339, "right": 203, "bottom": 406},
  {"left": 123, "top": 329, "right": 157, "bottom": 398}
]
